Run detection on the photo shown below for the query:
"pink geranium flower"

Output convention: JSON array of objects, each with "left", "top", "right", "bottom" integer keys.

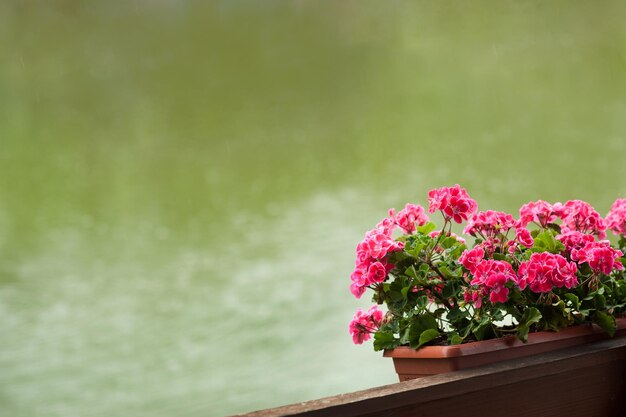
[
  {"left": 350, "top": 224, "right": 403, "bottom": 298},
  {"left": 515, "top": 227, "right": 534, "bottom": 248},
  {"left": 428, "top": 184, "right": 477, "bottom": 224},
  {"left": 349, "top": 306, "right": 384, "bottom": 344},
  {"left": 606, "top": 198, "right": 626, "bottom": 236},
  {"left": 463, "top": 288, "right": 486, "bottom": 308},
  {"left": 464, "top": 210, "right": 517, "bottom": 240},
  {"left": 459, "top": 247, "right": 485, "bottom": 274},
  {"left": 374, "top": 215, "right": 397, "bottom": 237},
  {"left": 469, "top": 260, "right": 517, "bottom": 304},
  {"left": 517, "top": 252, "right": 578, "bottom": 293},
  {"left": 350, "top": 260, "right": 395, "bottom": 298},
  {"left": 364, "top": 261, "right": 394, "bottom": 286},
  {"left": 518, "top": 200, "right": 559, "bottom": 228},
  {"left": 349, "top": 281, "right": 367, "bottom": 299},
  {"left": 557, "top": 230, "right": 595, "bottom": 255},
  {"left": 362, "top": 229, "right": 404, "bottom": 260},
  {"left": 391, "top": 203, "right": 429, "bottom": 234},
  {"left": 559, "top": 200, "right": 607, "bottom": 239},
  {"left": 572, "top": 240, "right": 624, "bottom": 275}
]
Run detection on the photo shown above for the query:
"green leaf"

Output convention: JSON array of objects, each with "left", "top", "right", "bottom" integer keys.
[
  {"left": 416, "top": 295, "right": 429, "bottom": 309},
  {"left": 446, "top": 307, "right": 466, "bottom": 323},
  {"left": 417, "top": 222, "right": 437, "bottom": 235},
  {"left": 388, "top": 290, "right": 404, "bottom": 302},
  {"left": 441, "top": 283, "right": 456, "bottom": 299},
  {"left": 492, "top": 308, "right": 506, "bottom": 321},
  {"left": 405, "top": 265, "right": 418, "bottom": 279},
  {"left": 388, "top": 299, "right": 407, "bottom": 312},
  {"left": 519, "top": 307, "right": 542, "bottom": 326},
  {"left": 417, "top": 329, "right": 440, "bottom": 348},
  {"left": 472, "top": 319, "right": 492, "bottom": 341},
  {"left": 564, "top": 293, "right": 580, "bottom": 309},
  {"left": 412, "top": 314, "right": 438, "bottom": 333},
  {"left": 593, "top": 311, "right": 616, "bottom": 337},
  {"left": 448, "top": 333, "right": 463, "bottom": 345},
  {"left": 432, "top": 307, "right": 446, "bottom": 317},
  {"left": 516, "top": 326, "right": 530, "bottom": 343},
  {"left": 439, "top": 265, "right": 456, "bottom": 279},
  {"left": 373, "top": 331, "right": 399, "bottom": 351},
  {"left": 492, "top": 253, "right": 508, "bottom": 261},
  {"left": 407, "top": 242, "right": 426, "bottom": 258},
  {"left": 440, "top": 236, "right": 457, "bottom": 249},
  {"left": 531, "top": 230, "right": 565, "bottom": 254},
  {"left": 401, "top": 286, "right": 411, "bottom": 298},
  {"left": 541, "top": 300, "right": 572, "bottom": 331},
  {"left": 408, "top": 314, "right": 439, "bottom": 349},
  {"left": 399, "top": 327, "right": 411, "bottom": 345},
  {"left": 448, "top": 245, "right": 466, "bottom": 259},
  {"left": 516, "top": 307, "right": 542, "bottom": 343},
  {"left": 381, "top": 320, "right": 399, "bottom": 333}
]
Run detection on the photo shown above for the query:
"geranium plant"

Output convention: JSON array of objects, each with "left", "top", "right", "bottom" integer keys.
[{"left": 348, "top": 185, "right": 626, "bottom": 351}]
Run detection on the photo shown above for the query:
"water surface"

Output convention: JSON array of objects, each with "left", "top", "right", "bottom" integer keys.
[{"left": 1, "top": 1, "right": 626, "bottom": 416}]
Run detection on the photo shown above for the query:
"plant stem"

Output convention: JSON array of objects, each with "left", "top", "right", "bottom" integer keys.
[
  {"left": 429, "top": 217, "right": 450, "bottom": 259},
  {"left": 429, "top": 262, "right": 447, "bottom": 281}
]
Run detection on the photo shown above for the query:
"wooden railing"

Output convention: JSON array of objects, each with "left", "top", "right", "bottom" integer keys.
[{"left": 235, "top": 337, "right": 626, "bottom": 417}]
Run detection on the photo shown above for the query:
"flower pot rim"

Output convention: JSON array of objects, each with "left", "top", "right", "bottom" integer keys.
[{"left": 383, "top": 317, "right": 626, "bottom": 359}]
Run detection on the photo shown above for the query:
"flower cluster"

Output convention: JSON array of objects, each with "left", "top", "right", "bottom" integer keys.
[
  {"left": 519, "top": 200, "right": 561, "bottom": 228},
  {"left": 515, "top": 227, "right": 534, "bottom": 248},
  {"left": 517, "top": 253, "right": 578, "bottom": 293},
  {"left": 606, "top": 199, "right": 626, "bottom": 236},
  {"left": 350, "top": 227, "right": 404, "bottom": 298},
  {"left": 459, "top": 246, "right": 485, "bottom": 273},
  {"left": 572, "top": 241, "right": 624, "bottom": 276},
  {"left": 391, "top": 204, "right": 429, "bottom": 234},
  {"left": 349, "top": 306, "right": 383, "bottom": 344},
  {"left": 462, "top": 210, "right": 524, "bottom": 255},
  {"left": 469, "top": 260, "right": 517, "bottom": 305},
  {"left": 463, "top": 210, "right": 517, "bottom": 239},
  {"left": 557, "top": 230, "right": 595, "bottom": 254},
  {"left": 559, "top": 200, "right": 607, "bottom": 239},
  {"left": 348, "top": 185, "right": 626, "bottom": 350},
  {"left": 557, "top": 230, "right": 624, "bottom": 275},
  {"left": 428, "top": 184, "right": 477, "bottom": 224}
]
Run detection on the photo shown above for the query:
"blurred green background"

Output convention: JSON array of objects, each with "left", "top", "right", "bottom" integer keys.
[{"left": 1, "top": 1, "right": 626, "bottom": 416}]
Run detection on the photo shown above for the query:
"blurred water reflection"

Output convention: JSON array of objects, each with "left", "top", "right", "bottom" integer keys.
[{"left": 1, "top": 1, "right": 626, "bottom": 416}]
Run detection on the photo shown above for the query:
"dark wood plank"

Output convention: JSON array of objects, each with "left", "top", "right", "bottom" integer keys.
[{"left": 234, "top": 337, "right": 626, "bottom": 417}]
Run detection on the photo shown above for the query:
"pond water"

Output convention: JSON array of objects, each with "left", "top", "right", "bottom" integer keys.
[{"left": 2, "top": 1, "right": 626, "bottom": 416}]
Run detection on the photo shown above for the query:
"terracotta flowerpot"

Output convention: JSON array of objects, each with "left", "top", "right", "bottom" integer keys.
[{"left": 384, "top": 317, "right": 626, "bottom": 381}]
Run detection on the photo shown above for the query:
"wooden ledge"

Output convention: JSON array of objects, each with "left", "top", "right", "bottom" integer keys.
[{"left": 234, "top": 337, "right": 626, "bottom": 417}]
